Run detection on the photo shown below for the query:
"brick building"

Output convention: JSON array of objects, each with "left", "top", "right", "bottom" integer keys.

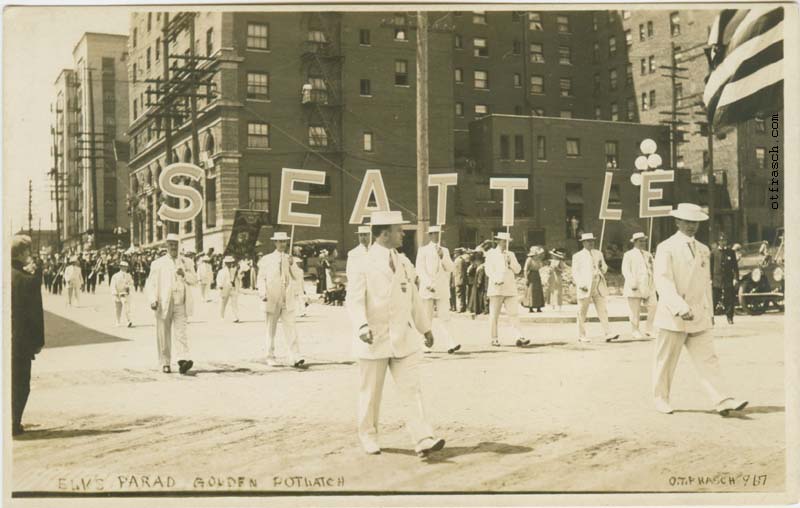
[{"left": 50, "top": 33, "right": 130, "bottom": 249}]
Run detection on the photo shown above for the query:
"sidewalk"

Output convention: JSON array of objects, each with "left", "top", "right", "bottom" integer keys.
[{"left": 449, "top": 295, "right": 640, "bottom": 324}]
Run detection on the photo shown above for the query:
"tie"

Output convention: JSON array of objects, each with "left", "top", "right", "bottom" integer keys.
[
  {"left": 389, "top": 250, "right": 397, "bottom": 273},
  {"left": 687, "top": 241, "right": 696, "bottom": 258}
]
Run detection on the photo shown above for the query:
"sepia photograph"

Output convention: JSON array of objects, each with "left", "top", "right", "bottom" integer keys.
[{"left": 2, "top": 2, "right": 797, "bottom": 506}]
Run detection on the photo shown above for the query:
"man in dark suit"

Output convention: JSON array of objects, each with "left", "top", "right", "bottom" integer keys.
[
  {"left": 11, "top": 235, "right": 45, "bottom": 436},
  {"left": 711, "top": 233, "right": 739, "bottom": 324},
  {"left": 452, "top": 248, "right": 468, "bottom": 312}
]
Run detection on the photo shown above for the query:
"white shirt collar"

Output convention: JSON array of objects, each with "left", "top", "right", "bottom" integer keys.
[{"left": 675, "top": 230, "right": 695, "bottom": 243}]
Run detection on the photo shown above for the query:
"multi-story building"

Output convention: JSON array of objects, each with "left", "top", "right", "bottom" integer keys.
[{"left": 50, "top": 32, "right": 130, "bottom": 249}]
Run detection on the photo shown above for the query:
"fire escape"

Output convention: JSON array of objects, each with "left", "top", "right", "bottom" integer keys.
[{"left": 299, "top": 13, "right": 344, "bottom": 172}]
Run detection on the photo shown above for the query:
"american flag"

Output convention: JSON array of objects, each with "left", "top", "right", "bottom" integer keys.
[{"left": 703, "top": 7, "right": 784, "bottom": 129}]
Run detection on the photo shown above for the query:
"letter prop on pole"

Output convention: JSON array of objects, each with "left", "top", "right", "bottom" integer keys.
[
  {"left": 349, "top": 169, "right": 391, "bottom": 224},
  {"left": 490, "top": 178, "right": 527, "bottom": 250},
  {"left": 640, "top": 170, "right": 675, "bottom": 251},
  {"left": 157, "top": 163, "right": 204, "bottom": 222},
  {"left": 277, "top": 168, "right": 327, "bottom": 228},
  {"left": 598, "top": 172, "right": 622, "bottom": 249},
  {"left": 429, "top": 173, "right": 458, "bottom": 243}
]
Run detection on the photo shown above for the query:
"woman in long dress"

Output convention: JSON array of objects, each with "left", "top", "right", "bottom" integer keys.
[
  {"left": 545, "top": 249, "right": 565, "bottom": 311},
  {"left": 523, "top": 246, "right": 545, "bottom": 312}
]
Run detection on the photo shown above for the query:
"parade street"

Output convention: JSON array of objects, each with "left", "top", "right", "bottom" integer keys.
[{"left": 13, "top": 285, "right": 784, "bottom": 494}]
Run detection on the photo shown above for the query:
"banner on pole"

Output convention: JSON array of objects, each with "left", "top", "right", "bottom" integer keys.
[
  {"left": 157, "top": 163, "right": 204, "bottom": 222},
  {"left": 599, "top": 172, "right": 623, "bottom": 220},
  {"left": 490, "top": 177, "right": 528, "bottom": 227},
  {"left": 640, "top": 170, "right": 675, "bottom": 218},
  {"left": 277, "top": 168, "right": 327, "bottom": 227},
  {"left": 428, "top": 173, "right": 458, "bottom": 226},
  {"left": 349, "top": 169, "right": 391, "bottom": 224},
  {"left": 223, "top": 209, "right": 270, "bottom": 258}
]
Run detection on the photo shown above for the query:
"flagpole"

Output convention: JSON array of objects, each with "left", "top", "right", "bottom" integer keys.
[
  {"left": 648, "top": 217, "right": 654, "bottom": 251},
  {"left": 599, "top": 219, "right": 607, "bottom": 251},
  {"left": 289, "top": 225, "right": 295, "bottom": 254}
]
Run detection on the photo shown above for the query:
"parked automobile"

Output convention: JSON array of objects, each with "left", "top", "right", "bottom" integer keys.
[{"left": 736, "top": 229, "right": 784, "bottom": 315}]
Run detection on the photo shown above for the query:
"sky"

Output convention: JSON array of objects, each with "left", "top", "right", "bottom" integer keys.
[{"left": 3, "top": 6, "right": 131, "bottom": 233}]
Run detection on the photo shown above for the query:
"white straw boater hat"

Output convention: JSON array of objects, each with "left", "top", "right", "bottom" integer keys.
[
  {"left": 370, "top": 210, "right": 409, "bottom": 225},
  {"left": 580, "top": 233, "right": 596, "bottom": 242},
  {"left": 630, "top": 232, "right": 647, "bottom": 242},
  {"left": 270, "top": 232, "right": 291, "bottom": 241},
  {"left": 119, "top": 260, "right": 129, "bottom": 267},
  {"left": 357, "top": 225, "right": 371, "bottom": 234},
  {"left": 669, "top": 203, "right": 709, "bottom": 222},
  {"left": 495, "top": 231, "right": 512, "bottom": 241},
  {"left": 223, "top": 255, "right": 235, "bottom": 263}
]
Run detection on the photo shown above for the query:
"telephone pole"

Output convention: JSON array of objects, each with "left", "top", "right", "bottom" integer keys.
[
  {"left": 86, "top": 67, "right": 99, "bottom": 238},
  {"left": 28, "top": 179, "right": 33, "bottom": 237},
  {"left": 188, "top": 14, "right": 204, "bottom": 254},
  {"left": 51, "top": 125, "right": 63, "bottom": 252},
  {"left": 415, "top": 11, "right": 430, "bottom": 248}
]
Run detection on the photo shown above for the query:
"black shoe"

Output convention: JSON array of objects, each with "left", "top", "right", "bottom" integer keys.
[
  {"left": 516, "top": 338, "right": 530, "bottom": 347},
  {"left": 127, "top": 322, "right": 133, "bottom": 328},
  {"left": 727, "top": 317, "right": 734, "bottom": 324},
  {"left": 293, "top": 359, "right": 308, "bottom": 369},
  {"left": 178, "top": 360, "right": 194, "bottom": 374},
  {"left": 162, "top": 365, "right": 171, "bottom": 374},
  {"left": 12, "top": 424, "right": 24, "bottom": 437},
  {"left": 447, "top": 344, "right": 461, "bottom": 354}
]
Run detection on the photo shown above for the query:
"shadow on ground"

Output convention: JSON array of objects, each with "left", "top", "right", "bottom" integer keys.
[
  {"left": 383, "top": 441, "right": 533, "bottom": 464},
  {"left": 14, "top": 427, "right": 131, "bottom": 441},
  {"left": 43, "top": 311, "right": 130, "bottom": 348}
]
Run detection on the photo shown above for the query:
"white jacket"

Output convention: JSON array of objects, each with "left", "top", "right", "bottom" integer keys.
[
  {"left": 654, "top": 231, "right": 713, "bottom": 333},
  {"left": 622, "top": 247, "right": 655, "bottom": 298},
  {"left": 256, "top": 250, "right": 303, "bottom": 314},
  {"left": 571, "top": 248, "right": 609, "bottom": 299},
  {"left": 145, "top": 254, "right": 198, "bottom": 318},
  {"left": 110, "top": 271, "right": 134, "bottom": 301},
  {"left": 485, "top": 247, "right": 521, "bottom": 297},
  {"left": 415, "top": 242, "right": 454, "bottom": 300},
  {"left": 346, "top": 243, "right": 430, "bottom": 360},
  {"left": 197, "top": 261, "right": 213, "bottom": 285},
  {"left": 63, "top": 265, "right": 83, "bottom": 288},
  {"left": 216, "top": 266, "right": 241, "bottom": 295},
  {"left": 346, "top": 243, "right": 369, "bottom": 282}
]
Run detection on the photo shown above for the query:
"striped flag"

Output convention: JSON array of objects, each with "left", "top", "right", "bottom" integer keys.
[{"left": 703, "top": 7, "right": 783, "bottom": 129}]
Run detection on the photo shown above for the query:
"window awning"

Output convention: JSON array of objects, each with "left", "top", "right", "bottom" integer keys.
[{"left": 566, "top": 191, "right": 584, "bottom": 204}]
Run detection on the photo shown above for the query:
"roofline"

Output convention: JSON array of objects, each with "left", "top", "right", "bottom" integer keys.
[
  {"left": 481, "top": 113, "right": 667, "bottom": 129},
  {"left": 54, "top": 68, "right": 74, "bottom": 86},
  {"left": 72, "top": 32, "right": 128, "bottom": 56}
]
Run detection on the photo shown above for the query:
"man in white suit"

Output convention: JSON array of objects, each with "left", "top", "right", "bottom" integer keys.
[
  {"left": 63, "top": 256, "right": 83, "bottom": 307},
  {"left": 346, "top": 210, "right": 445, "bottom": 457},
  {"left": 485, "top": 232, "right": 529, "bottom": 347},
  {"left": 145, "top": 233, "right": 198, "bottom": 374},
  {"left": 110, "top": 260, "right": 135, "bottom": 327},
  {"left": 257, "top": 232, "right": 306, "bottom": 369},
  {"left": 196, "top": 255, "right": 213, "bottom": 302},
  {"left": 346, "top": 225, "right": 371, "bottom": 281},
  {"left": 622, "top": 232, "right": 657, "bottom": 339},
  {"left": 572, "top": 232, "right": 619, "bottom": 343},
  {"left": 416, "top": 226, "right": 461, "bottom": 354},
  {"left": 216, "top": 255, "right": 241, "bottom": 322},
  {"left": 652, "top": 203, "right": 748, "bottom": 415}
]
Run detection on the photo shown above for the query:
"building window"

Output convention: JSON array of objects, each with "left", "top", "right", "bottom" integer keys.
[
  {"left": 132, "top": 63, "right": 137, "bottom": 83},
  {"left": 755, "top": 116, "right": 766, "bottom": 132},
  {"left": 247, "top": 122, "right": 270, "bottom": 148},
  {"left": 626, "top": 63, "right": 633, "bottom": 86},
  {"left": 454, "top": 68, "right": 463, "bottom": 84},
  {"left": 609, "top": 36, "right": 617, "bottom": 57},
  {"left": 670, "top": 12, "right": 681, "bottom": 36},
  {"left": 394, "top": 60, "right": 409, "bottom": 86},
  {"left": 626, "top": 97, "right": 636, "bottom": 120},
  {"left": 592, "top": 42, "right": 600, "bottom": 63},
  {"left": 537, "top": 136, "right": 546, "bottom": 160},
  {"left": 624, "top": 30, "right": 633, "bottom": 48},
  {"left": 610, "top": 103, "right": 619, "bottom": 121},
  {"left": 133, "top": 98, "right": 138, "bottom": 119},
  {"left": 640, "top": 58, "right": 647, "bottom": 75},
  {"left": 529, "top": 12, "right": 543, "bottom": 30},
  {"left": 513, "top": 73, "right": 522, "bottom": 88},
  {"left": 206, "top": 177, "right": 217, "bottom": 227},
  {"left": 530, "top": 75, "right": 544, "bottom": 94},
  {"left": 565, "top": 138, "right": 580, "bottom": 156},
  {"left": 512, "top": 40, "right": 521, "bottom": 55},
  {"left": 155, "top": 38, "right": 160, "bottom": 60},
  {"left": 641, "top": 92, "right": 649, "bottom": 111},
  {"left": 592, "top": 14, "right": 599, "bottom": 31},
  {"left": 206, "top": 28, "right": 214, "bottom": 55},
  {"left": 363, "top": 132, "right": 373, "bottom": 152},
  {"left": 474, "top": 70, "right": 489, "bottom": 89},
  {"left": 639, "top": 24, "right": 646, "bottom": 41},
  {"left": 560, "top": 110, "right": 573, "bottom": 119},
  {"left": 593, "top": 73, "right": 601, "bottom": 95},
  {"left": 393, "top": 13, "right": 407, "bottom": 25},
  {"left": 473, "top": 37, "right": 488, "bottom": 57},
  {"left": 248, "top": 175, "right": 269, "bottom": 211},
  {"left": 675, "top": 82, "right": 683, "bottom": 100},
  {"left": 454, "top": 34, "right": 463, "bottom": 49},
  {"left": 605, "top": 141, "right": 619, "bottom": 168},
  {"left": 609, "top": 68, "right": 618, "bottom": 91},
  {"left": 360, "top": 78, "right": 371, "bottom": 96},
  {"left": 609, "top": 184, "right": 622, "bottom": 206},
  {"left": 455, "top": 102, "right": 464, "bottom": 116},
  {"left": 147, "top": 13, "right": 152, "bottom": 31},
  {"left": 623, "top": 10, "right": 631, "bottom": 20},
  {"left": 755, "top": 147, "right": 766, "bottom": 168},
  {"left": 247, "top": 23, "right": 269, "bottom": 49},
  {"left": 558, "top": 46, "right": 572, "bottom": 65},
  {"left": 247, "top": 72, "right": 269, "bottom": 100},
  {"left": 500, "top": 135, "right": 510, "bottom": 160},
  {"left": 308, "top": 126, "right": 328, "bottom": 147},
  {"left": 559, "top": 78, "right": 572, "bottom": 97},
  {"left": 307, "top": 30, "right": 327, "bottom": 43},
  {"left": 359, "top": 29, "right": 371, "bottom": 45},
  {"left": 649, "top": 56, "right": 656, "bottom": 73},
  {"left": 649, "top": 89, "right": 656, "bottom": 107},
  {"left": 514, "top": 135, "right": 524, "bottom": 160},
  {"left": 703, "top": 150, "right": 710, "bottom": 169},
  {"left": 594, "top": 106, "right": 602, "bottom": 119},
  {"left": 529, "top": 43, "right": 545, "bottom": 64},
  {"left": 474, "top": 104, "right": 488, "bottom": 116},
  {"left": 133, "top": 27, "right": 137, "bottom": 48},
  {"left": 473, "top": 11, "right": 486, "bottom": 24},
  {"left": 511, "top": 11, "right": 522, "bottom": 22},
  {"left": 146, "top": 47, "right": 151, "bottom": 70},
  {"left": 647, "top": 20, "right": 654, "bottom": 37},
  {"left": 557, "top": 15, "right": 570, "bottom": 33}
]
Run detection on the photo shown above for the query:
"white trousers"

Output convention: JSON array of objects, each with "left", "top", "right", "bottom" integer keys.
[
  {"left": 488, "top": 295, "right": 523, "bottom": 340},
  {"left": 199, "top": 283, "right": 211, "bottom": 301},
  {"left": 220, "top": 290, "right": 239, "bottom": 320},
  {"left": 66, "top": 286, "right": 80, "bottom": 306},
  {"left": 577, "top": 294, "right": 610, "bottom": 338},
  {"left": 357, "top": 352, "right": 434, "bottom": 447},
  {"left": 156, "top": 302, "right": 189, "bottom": 366},
  {"left": 627, "top": 296, "right": 656, "bottom": 335},
  {"left": 114, "top": 296, "right": 131, "bottom": 325},
  {"left": 266, "top": 305, "right": 301, "bottom": 364},
  {"left": 653, "top": 328, "right": 727, "bottom": 405},
  {"left": 423, "top": 298, "right": 458, "bottom": 349}
]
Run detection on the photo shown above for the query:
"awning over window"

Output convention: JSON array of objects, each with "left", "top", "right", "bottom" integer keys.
[{"left": 566, "top": 190, "right": 584, "bottom": 204}]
